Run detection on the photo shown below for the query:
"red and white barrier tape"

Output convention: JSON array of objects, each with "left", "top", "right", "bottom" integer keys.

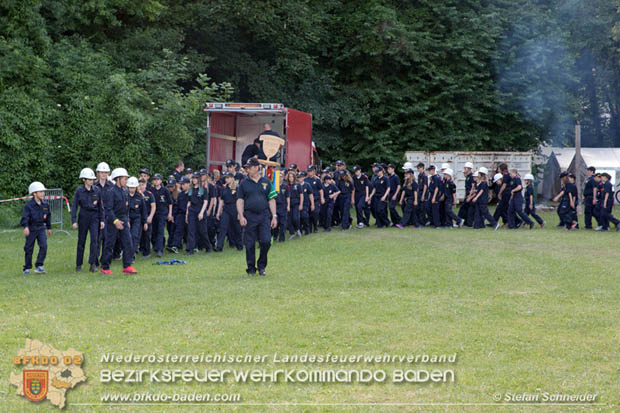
[{"left": 0, "top": 195, "right": 71, "bottom": 212}]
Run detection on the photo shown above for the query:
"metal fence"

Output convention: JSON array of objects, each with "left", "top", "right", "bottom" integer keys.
[{"left": 44, "top": 189, "right": 70, "bottom": 235}]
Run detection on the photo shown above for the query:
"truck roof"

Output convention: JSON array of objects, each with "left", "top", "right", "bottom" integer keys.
[{"left": 204, "top": 102, "right": 286, "bottom": 115}]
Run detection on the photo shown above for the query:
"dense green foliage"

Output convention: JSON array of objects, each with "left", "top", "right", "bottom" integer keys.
[{"left": 2, "top": 0, "right": 620, "bottom": 196}]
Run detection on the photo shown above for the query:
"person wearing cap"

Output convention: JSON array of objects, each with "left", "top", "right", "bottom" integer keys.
[
  {"left": 297, "top": 171, "right": 315, "bottom": 234},
  {"left": 127, "top": 176, "right": 147, "bottom": 261},
  {"left": 595, "top": 172, "right": 620, "bottom": 231},
  {"left": 592, "top": 173, "right": 603, "bottom": 229},
  {"left": 101, "top": 168, "right": 137, "bottom": 275},
  {"left": 171, "top": 161, "right": 184, "bottom": 182},
  {"left": 583, "top": 166, "right": 597, "bottom": 229},
  {"left": 416, "top": 163, "right": 428, "bottom": 226},
  {"left": 472, "top": 167, "right": 500, "bottom": 230},
  {"left": 225, "top": 160, "right": 244, "bottom": 182},
  {"left": 386, "top": 164, "right": 402, "bottom": 227},
  {"left": 139, "top": 168, "right": 155, "bottom": 192},
  {"left": 72, "top": 168, "right": 104, "bottom": 272},
  {"left": 286, "top": 171, "right": 303, "bottom": 238},
  {"left": 273, "top": 169, "right": 290, "bottom": 242},
  {"left": 207, "top": 170, "right": 222, "bottom": 248},
  {"left": 95, "top": 162, "right": 114, "bottom": 264},
  {"left": 186, "top": 172, "right": 211, "bottom": 254},
  {"left": 304, "top": 165, "right": 323, "bottom": 233},
  {"left": 331, "top": 160, "right": 346, "bottom": 226},
  {"left": 396, "top": 169, "right": 419, "bottom": 228},
  {"left": 165, "top": 178, "right": 180, "bottom": 252},
  {"left": 458, "top": 162, "right": 474, "bottom": 226},
  {"left": 236, "top": 157, "right": 278, "bottom": 276},
  {"left": 215, "top": 173, "right": 243, "bottom": 251},
  {"left": 322, "top": 175, "right": 340, "bottom": 231},
  {"left": 352, "top": 165, "right": 371, "bottom": 229},
  {"left": 523, "top": 173, "right": 544, "bottom": 228},
  {"left": 138, "top": 178, "right": 156, "bottom": 257},
  {"left": 494, "top": 163, "right": 516, "bottom": 227},
  {"left": 441, "top": 168, "right": 463, "bottom": 228},
  {"left": 369, "top": 165, "right": 391, "bottom": 228},
  {"left": 426, "top": 165, "right": 442, "bottom": 228},
  {"left": 150, "top": 173, "right": 173, "bottom": 257},
  {"left": 21, "top": 182, "right": 52, "bottom": 274},
  {"left": 336, "top": 169, "right": 354, "bottom": 230},
  {"left": 507, "top": 169, "right": 534, "bottom": 230}
]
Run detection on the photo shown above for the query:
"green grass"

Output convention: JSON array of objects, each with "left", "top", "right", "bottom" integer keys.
[{"left": 0, "top": 210, "right": 618, "bottom": 412}]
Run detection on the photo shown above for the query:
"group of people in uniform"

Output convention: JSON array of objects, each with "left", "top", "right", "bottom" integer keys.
[{"left": 19, "top": 153, "right": 619, "bottom": 275}]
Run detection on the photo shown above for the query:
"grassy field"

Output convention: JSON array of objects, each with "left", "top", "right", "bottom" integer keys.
[{"left": 0, "top": 210, "right": 618, "bottom": 412}]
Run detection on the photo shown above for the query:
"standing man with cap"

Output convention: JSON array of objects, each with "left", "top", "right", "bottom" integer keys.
[
  {"left": 304, "top": 165, "right": 324, "bottom": 233},
  {"left": 150, "top": 173, "right": 173, "bottom": 257},
  {"left": 21, "top": 181, "right": 52, "bottom": 274},
  {"left": 583, "top": 166, "right": 597, "bottom": 229},
  {"left": 332, "top": 160, "right": 346, "bottom": 226},
  {"left": 458, "top": 162, "right": 474, "bottom": 226},
  {"left": 139, "top": 169, "right": 155, "bottom": 192},
  {"left": 595, "top": 172, "right": 619, "bottom": 231},
  {"left": 386, "top": 164, "right": 402, "bottom": 226},
  {"left": 236, "top": 157, "right": 278, "bottom": 276},
  {"left": 352, "top": 165, "right": 371, "bottom": 228},
  {"left": 369, "top": 165, "right": 391, "bottom": 228},
  {"left": 101, "top": 168, "right": 137, "bottom": 275}
]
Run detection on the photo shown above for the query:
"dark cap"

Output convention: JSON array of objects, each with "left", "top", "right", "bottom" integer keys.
[
  {"left": 324, "top": 166, "right": 332, "bottom": 172},
  {"left": 166, "top": 178, "right": 176, "bottom": 186},
  {"left": 199, "top": 168, "right": 208, "bottom": 176},
  {"left": 353, "top": 165, "right": 361, "bottom": 172},
  {"left": 416, "top": 162, "right": 425, "bottom": 168},
  {"left": 322, "top": 169, "right": 330, "bottom": 174},
  {"left": 567, "top": 173, "right": 576, "bottom": 179},
  {"left": 289, "top": 163, "right": 298, "bottom": 169},
  {"left": 222, "top": 172, "right": 234, "bottom": 178},
  {"left": 139, "top": 168, "right": 150, "bottom": 176},
  {"left": 245, "top": 157, "right": 260, "bottom": 167},
  {"left": 253, "top": 137, "right": 261, "bottom": 144},
  {"left": 323, "top": 174, "right": 332, "bottom": 181},
  {"left": 225, "top": 159, "right": 236, "bottom": 167},
  {"left": 184, "top": 168, "right": 193, "bottom": 174},
  {"left": 152, "top": 173, "right": 163, "bottom": 180},
  {"left": 602, "top": 172, "right": 611, "bottom": 179},
  {"left": 307, "top": 165, "right": 316, "bottom": 171},
  {"left": 335, "top": 160, "right": 345, "bottom": 166},
  {"left": 404, "top": 168, "right": 414, "bottom": 174},
  {"left": 587, "top": 166, "right": 596, "bottom": 172},
  {"left": 427, "top": 165, "right": 436, "bottom": 171},
  {"left": 387, "top": 163, "right": 396, "bottom": 169},
  {"left": 297, "top": 171, "right": 307, "bottom": 177},
  {"left": 374, "top": 165, "right": 384, "bottom": 172},
  {"left": 559, "top": 171, "right": 568, "bottom": 178},
  {"left": 192, "top": 172, "right": 200, "bottom": 179},
  {"left": 180, "top": 176, "right": 190, "bottom": 184}
]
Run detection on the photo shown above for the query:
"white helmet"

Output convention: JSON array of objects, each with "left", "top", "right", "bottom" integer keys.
[
  {"left": 473, "top": 171, "right": 479, "bottom": 177},
  {"left": 110, "top": 168, "right": 129, "bottom": 181},
  {"left": 127, "top": 176, "right": 139, "bottom": 188},
  {"left": 96, "top": 162, "right": 111, "bottom": 173},
  {"left": 524, "top": 173, "right": 534, "bottom": 181},
  {"left": 464, "top": 162, "right": 474, "bottom": 169},
  {"left": 28, "top": 181, "right": 46, "bottom": 195},
  {"left": 79, "top": 167, "right": 96, "bottom": 180},
  {"left": 478, "top": 166, "right": 489, "bottom": 175},
  {"left": 441, "top": 162, "right": 450, "bottom": 171},
  {"left": 402, "top": 161, "right": 414, "bottom": 171},
  {"left": 493, "top": 173, "right": 503, "bottom": 183},
  {"left": 444, "top": 168, "right": 454, "bottom": 177}
]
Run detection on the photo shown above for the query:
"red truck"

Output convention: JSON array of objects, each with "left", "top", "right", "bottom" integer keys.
[{"left": 204, "top": 102, "right": 317, "bottom": 171}]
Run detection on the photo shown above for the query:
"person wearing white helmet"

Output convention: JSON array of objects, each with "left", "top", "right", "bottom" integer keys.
[
  {"left": 21, "top": 182, "right": 52, "bottom": 274},
  {"left": 127, "top": 176, "right": 148, "bottom": 263},
  {"left": 94, "top": 162, "right": 114, "bottom": 263},
  {"left": 523, "top": 173, "right": 544, "bottom": 228},
  {"left": 441, "top": 168, "right": 464, "bottom": 228},
  {"left": 101, "top": 168, "right": 137, "bottom": 275},
  {"left": 458, "top": 162, "right": 475, "bottom": 226},
  {"left": 471, "top": 167, "right": 500, "bottom": 230},
  {"left": 506, "top": 169, "right": 534, "bottom": 229},
  {"left": 71, "top": 168, "right": 105, "bottom": 272}
]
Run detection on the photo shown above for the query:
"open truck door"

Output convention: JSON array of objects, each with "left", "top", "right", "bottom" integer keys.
[{"left": 204, "top": 103, "right": 314, "bottom": 171}]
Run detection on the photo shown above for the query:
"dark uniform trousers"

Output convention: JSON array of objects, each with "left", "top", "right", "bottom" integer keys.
[
  {"left": 288, "top": 203, "right": 301, "bottom": 234},
  {"left": 102, "top": 218, "right": 133, "bottom": 269},
  {"left": 340, "top": 196, "right": 351, "bottom": 229},
  {"left": 584, "top": 197, "right": 595, "bottom": 229},
  {"left": 152, "top": 212, "right": 168, "bottom": 253},
  {"left": 140, "top": 223, "right": 152, "bottom": 256},
  {"left": 187, "top": 209, "right": 210, "bottom": 252},
  {"left": 217, "top": 209, "right": 242, "bottom": 250},
  {"left": 458, "top": 201, "right": 473, "bottom": 226},
  {"left": 508, "top": 195, "right": 533, "bottom": 228},
  {"left": 355, "top": 194, "right": 370, "bottom": 226},
  {"left": 243, "top": 210, "right": 271, "bottom": 271},
  {"left": 474, "top": 201, "right": 497, "bottom": 229},
  {"left": 76, "top": 211, "right": 99, "bottom": 267},
  {"left": 557, "top": 201, "right": 574, "bottom": 228},
  {"left": 430, "top": 200, "right": 441, "bottom": 227},
  {"left": 310, "top": 200, "right": 320, "bottom": 232},
  {"left": 275, "top": 205, "right": 288, "bottom": 241},
  {"left": 443, "top": 200, "right": 461, "bottom": 227},
  {"left": 388, "top": 198, "right": 401, "bottom": 226},
  {"left": 375, "top": 198, "right": 390, "bottom": 227},
  {"left": 300, "top": 205, "right": 311, "bottom": 234},
  {"left": 24, "top": 225, "right": 47, "bottom": 270},
  {"left": 171, "top": 212, "right": 186, "bottom": 248},
  {"left": 324, "top": 202, "right": 335, "bottom": 230},
  {"left": 599, "top": 203, "right": 619, "bottom": 229},
  {"left": 524, "top": 203, "right": 544, "bottom": 225},
  {"left": 494, "top": 195, "right": 511, "bottom": 224},
  {"left": 128, "top": 214, "right": 142, "bottom": 260},
  {"left": 401, "top": 199, "right": 419, "bottom": 227}
]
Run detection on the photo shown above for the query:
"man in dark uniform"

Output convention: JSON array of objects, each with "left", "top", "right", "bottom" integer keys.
[
  {"left": 150, "top": 173, "right": 173, "bottom": 257},
  {"left": 387, "top": 164, "right": 401, "bottom": 226},
  {"left": 21, "top": 182, "right": 52, "bottom": 274},
  {"left": 236, "top": 157, "right": 278, "bottom": 276},
  {"left": 241, "top": 138, "right": 267, "bottom": 166},
  {"left": 304, "top": 165, "right": 323, "bottom": 233},
  {"left": 226, "top": 160, "right": 245, "bottom": 182},
  {"left": 332, "top": 160, "right": 347, "bottom": 226},
  {"left": 596, "top": 172, "right": 620, "bottom": 231},
  {"left": 101, "top": 168, "right": 137, "bottom": 275},
  {"left": 273, "top": 169, "right": 289, "bottom": 242},
  {"left": 494, "top": 163, "right": 515, "bottom": 226},
  {"left": 352, "top": 165, "right": 370, "bottom": 228},
  {"left": 139, "top": 168, "right": 155, "bottom": 192},
  {"left": 370, "top": 165, "right": 391, "bottom": 228},
  {"left": 583, "top": 166, "right": 597, "bottom": 229},
  {"left": 416, "top": 163, "right": 428, "bottom": 225},
  {"left": 427, "top": 165, "right": 442, "bottom": 228},
  {"left": 94, "top": 162, "right": 114, "bottom": 265},
  {"left": 171, "top": 161, "right": 184, "bottom": 182}
]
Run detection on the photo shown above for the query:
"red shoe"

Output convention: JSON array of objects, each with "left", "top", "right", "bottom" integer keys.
[
  {"left": 100, "top": 268, "right": 113, "bottom": 275},
  {"left": 122, "top": 266, "right": 137, "bottom": 274}
]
